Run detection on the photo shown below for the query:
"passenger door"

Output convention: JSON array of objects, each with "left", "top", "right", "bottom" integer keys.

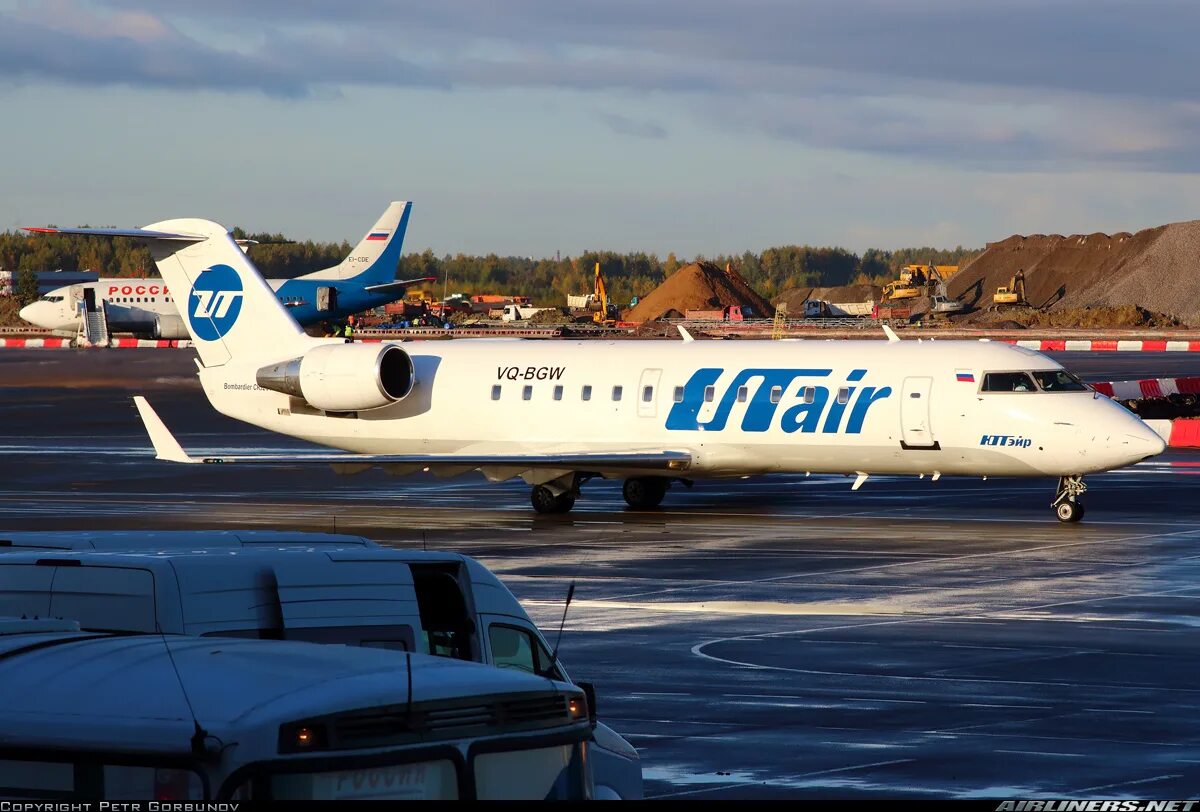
[
  {"left": 900, "top": 376, "right": 938, "bottom": 449},
  {"left": 637, "top": 368, "right": 662, "bottom": 418}
]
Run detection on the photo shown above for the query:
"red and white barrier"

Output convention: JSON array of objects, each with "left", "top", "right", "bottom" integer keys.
[
  {"left": 1002, "top": 339, "right": 1200, "bottom": 352},
  {"left": 1090, "top": 377, "right": 1200, "bottom": 399},
  {"left": 0, "top": 338, "right": 193, "bottom": 349},
  {"left": 1144, "top": 419, "right": 1200, "bottom": 448}
]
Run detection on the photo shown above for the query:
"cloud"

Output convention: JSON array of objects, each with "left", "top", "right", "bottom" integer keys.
[
  {"left": 4, "top": 0, "right": 1199, "bottom": 170},
  {"left": 600, "top": 112, "right": 667, "bottom": 139}
]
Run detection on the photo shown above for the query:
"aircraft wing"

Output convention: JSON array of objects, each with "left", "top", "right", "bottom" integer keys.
[
  {"left": 363, "top": 276, "right": 438, "bottom": 294},
  {"left": 133, "top": 396, "right": 691, "bottom": 472}
]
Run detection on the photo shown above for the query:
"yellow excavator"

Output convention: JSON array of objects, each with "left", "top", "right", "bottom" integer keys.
[
  {"left": 592, "top": 262, "right": 616, "bottom": 325},
  {"left": 993, "top": 269, "right": 1028, "bottom": 307},
  {"left": 882, "top": 264, "right": 960, "bottom": 302}
]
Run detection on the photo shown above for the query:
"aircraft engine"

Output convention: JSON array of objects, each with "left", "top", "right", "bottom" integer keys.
[
  {"left": 152, "top": 314, "right": 190, "bottom": 340},
  {"left": 255, "top": 343, "right": 415, "bottom": 412}
]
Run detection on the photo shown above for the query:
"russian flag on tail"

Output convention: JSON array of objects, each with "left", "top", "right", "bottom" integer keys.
[
  {"left": 956, "top": 371, "right": 975, "bottom": 383},
  {"left": 366, "top": 231, "right": 390, "bottom": 241}
]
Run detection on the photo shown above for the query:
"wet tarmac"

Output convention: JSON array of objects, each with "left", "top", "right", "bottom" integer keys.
[{"left": 2, "top": 349, "right": 1200, "bottom": 798}]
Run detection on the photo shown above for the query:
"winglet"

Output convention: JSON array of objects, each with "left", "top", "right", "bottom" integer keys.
[
  {"left": 852, "top": 472, "right": 869, "bottom": 490},
  {"left": 133, "top": 396, "right": 198, "bottom": 463},
  {"left": 882, "top": 324, "right": 900, "bottom": 343},
  {"left": 678, "top": 326, "right": 695, "bottom": 343}
]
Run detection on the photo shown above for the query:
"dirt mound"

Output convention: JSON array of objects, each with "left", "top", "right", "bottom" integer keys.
[
  {"left": 625, "top": 262, "right": 775, "bottom": 322},
  {"left": 948, "top": 221, "right": 1200, "bottom": 323},
  {"left": 775, "top": 284, "right": 881, "bottom": 312},
  {"left": 964, "top": 305, "right": 1181, "bottom": 330}
]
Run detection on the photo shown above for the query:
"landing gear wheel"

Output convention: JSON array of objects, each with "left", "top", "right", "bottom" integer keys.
[
  {"left": 1052, "top": 475, "right": 1088, "bottom": 523},
  {"left": 531, "top": 485, "right": 575, "bottom": 514},
  {"left": 622, "top": 477, "right": 669, "bottom": 509},
  {"left": 1055, "top": 500, "right": 1084, "bottom": 523}
]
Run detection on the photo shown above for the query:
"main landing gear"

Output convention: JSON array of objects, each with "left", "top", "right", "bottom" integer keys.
[
  {"left": 1052, "top": 475, "right": 1087, "bottom": 523},
  {"left": 529, "top": 475, "right": 676, "bottom": 514},
  {"left": 530, "top": 484, "right": 576, "bottom": 515},
  {"left": 622, "top": 477, "right": 669, "bottom": 510}
]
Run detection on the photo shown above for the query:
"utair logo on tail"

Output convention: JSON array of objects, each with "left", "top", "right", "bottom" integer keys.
[
  {"left": 665, "top": 368, "right": 892, "bottom": 433},
  {"left": 188, "top": 264, "right": 244, "bottom": 340}
]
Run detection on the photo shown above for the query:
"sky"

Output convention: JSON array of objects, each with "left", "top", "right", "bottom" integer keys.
[{"left": 1, "top": 0, "right": 1198, "bottom": 257}]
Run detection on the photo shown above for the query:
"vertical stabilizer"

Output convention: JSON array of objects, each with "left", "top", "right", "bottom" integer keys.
[
  {"left": 142, "top": 218, "right": 313, "bottom": 367},
  {"left": 298, "top": 201, "right": 412, "bottom": 286}
]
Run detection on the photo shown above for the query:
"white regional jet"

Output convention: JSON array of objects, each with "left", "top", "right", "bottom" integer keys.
[{"left": 32, "top": 215, "right": 1166, "bottom": 522}]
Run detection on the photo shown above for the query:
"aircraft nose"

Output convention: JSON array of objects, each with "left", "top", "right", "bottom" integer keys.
[
  {"left": 1131, "top": 422, "right": 1168, "bottom": 460},
  {"left": 18, "top": 302, "right": 40, "bottom": 325}
]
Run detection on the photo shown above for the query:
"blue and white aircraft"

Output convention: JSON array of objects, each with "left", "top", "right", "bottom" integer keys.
[
  {"left": 19, "top": 202, "right": 430, "bottom": 339},
  {"left": 30, "top": 212, "right": 1167, "bottom": 522}
]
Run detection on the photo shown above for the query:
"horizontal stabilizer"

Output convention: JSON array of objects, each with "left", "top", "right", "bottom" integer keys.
[
  {"left": 24, "top": 226, "right": 206, "bottom": 242},
  {"left": 364, "top": 276, "right": 438, "bottom": 294},
  {"left": 133, "top": 396, "right": 691, "bottom": 472}
]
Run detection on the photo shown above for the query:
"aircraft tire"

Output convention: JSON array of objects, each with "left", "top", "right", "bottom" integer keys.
[
  {"left": 623, "top": 477, "right": 669, "bottom": 509},
  {"left": 1055, "top": 501, "right": 1084, "bottom": 523},
  {"left": 532, "top": 486, "right": 575, "bottom": 514}
]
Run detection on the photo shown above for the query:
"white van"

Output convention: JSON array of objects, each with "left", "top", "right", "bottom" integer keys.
[
  {"left": 0, "top": 532, "right": 642, "bottom": 800},
  {"left": 0, "top": 616, "right": 592, "bottom": 800}
]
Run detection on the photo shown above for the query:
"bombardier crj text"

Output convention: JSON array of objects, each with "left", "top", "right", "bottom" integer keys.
[
  {"left": 20, "top": 202, "right": 431, "bottom": 339},
  {"left": 29, "top": 212, "right": 1166, "bottom": 522}
]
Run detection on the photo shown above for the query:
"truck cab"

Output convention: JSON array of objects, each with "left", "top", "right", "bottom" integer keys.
[
  {"left": 0, "top": 616, "right": 593, "bottom": 800},
  {"left": 0, "top": 532, "right": 642, "bottom": 800}
]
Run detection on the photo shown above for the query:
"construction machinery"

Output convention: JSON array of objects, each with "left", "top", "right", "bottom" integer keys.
[
  {"left": 590, "top": 262, "right": 617, "bottom": 325},
  {"left": 993, "top": 269, "right": 1028, "bottom": 308},
  {"left": 883, "top": 263, "right": 962, "bottom": 304}
]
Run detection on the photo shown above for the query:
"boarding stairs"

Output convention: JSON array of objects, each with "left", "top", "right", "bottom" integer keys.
[{"left": 79, "top": 299, "right": 110, "bottom": 347}]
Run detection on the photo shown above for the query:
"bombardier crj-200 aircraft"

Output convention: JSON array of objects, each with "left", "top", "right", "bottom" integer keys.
[
  {"left": 29, "top": 213, "right": 1166, "bottom": 522},
  {"left": 19, "top": 202, "right": 431, "bottom": 339}
]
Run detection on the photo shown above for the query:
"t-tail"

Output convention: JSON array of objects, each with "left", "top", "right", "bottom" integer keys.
[
  {"left": 133, "top": 219, "right": 314, "bottom": 368},
  {"left": 297, "top": 201, "right": 415, "bottom": 288}
]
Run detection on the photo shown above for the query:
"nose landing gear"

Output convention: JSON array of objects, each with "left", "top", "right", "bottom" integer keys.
[{"left": 1052, "top": 475, "right": 1087, "bottom": 523}]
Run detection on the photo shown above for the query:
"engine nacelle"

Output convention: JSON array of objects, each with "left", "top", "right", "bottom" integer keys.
[
  {"left": 153, "top": 314, "right": 190, "bottom": 340},
  {"left": 255, "top": 343, "right": 415, "bottom": 412}
]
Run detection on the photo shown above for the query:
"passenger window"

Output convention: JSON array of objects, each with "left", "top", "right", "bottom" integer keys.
[
  {"left": 489, "top": 625, "right": 562, "bottom": 680},
  {"left": 489, "top": 625, "right": 538, "bottom": 674},
  {"left": 803, "top": 387, "right": 815, "bottom": 404},
  {"left": 673, "top": 386, "right": 684, "bottom": 403},
  {"left": 704, "top": 385, "right": 715, "bottom": 403},
  {"left": 982, "top": 372, "right": 1038, "bottom": 392},
  {"left": 522, "top": 385, "right": 532, "bottom": 401},
  {"left": 837, "top": 387, "right": 850, "bottom": 405},
  {"left": 553, "top": 385, "right": 563, "bottom": 401},
  {"left": 612, "top": 385, "right": 623, "bottom": 401},
  {"left": 770, "top": 386, "right": 782, "bottom": 404},
  {"left": 582, "top": 385, "right": 592, "bottom": 401},
  {"left": 737, "top": 386, "right": 748, "bottom": 403},
  {"left": 642, "top": 385, "right": 653, "bottom": 402},
  {"left": 491, "top": 385, "right": 501, "bottom": 400}
]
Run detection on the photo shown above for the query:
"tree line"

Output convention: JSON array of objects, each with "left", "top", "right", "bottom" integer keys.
[{"left": 0, "top": 227, "right": 979, "bottom": 308}]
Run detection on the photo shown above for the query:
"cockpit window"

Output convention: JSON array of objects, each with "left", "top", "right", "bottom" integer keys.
[
  {"left": 981, "top": 372, "right": 1038, "bottom": 392},
  {"left": 39, "top": 295, "right": 64, "bottom": 302},
  {"left": 1032, "top": 370, "right": 1089, "bottom": 392}
]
